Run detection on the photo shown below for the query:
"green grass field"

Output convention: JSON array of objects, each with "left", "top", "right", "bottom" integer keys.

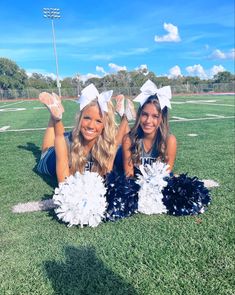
[{"left": 0, "top": 95, "right": 234, "bottom": 295}]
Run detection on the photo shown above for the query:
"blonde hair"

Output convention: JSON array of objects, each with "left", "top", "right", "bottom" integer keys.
[
  {"left": 70, "top": 100, "right": 117, "bottom": 176},
  {"left": 129, "top": 95, "right": 169, "bottom": 165}
]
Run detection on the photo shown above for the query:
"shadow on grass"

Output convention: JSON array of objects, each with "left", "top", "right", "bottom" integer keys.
[
  {"left": 46, "top": 203, "right": 64, "bottom": 224},
  {"left": 44, "top": 246, "right": 137, "bottom": 295},
  {"left": 18, "top": 142, "right": 57, "bottom": 188}
]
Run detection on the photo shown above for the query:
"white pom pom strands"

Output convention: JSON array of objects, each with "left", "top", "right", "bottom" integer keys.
[
  {"left": 136, "top": 161, "right": 170, "bottom": 215},
  {"left": 53, "top": 171, "right": 107, "bottom": 228}
]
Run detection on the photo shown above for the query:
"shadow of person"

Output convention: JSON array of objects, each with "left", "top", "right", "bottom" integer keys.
[
  {"left": 44, "top": 246, "right": 137, "bottom": 295},
  {"left": 18, "top": 142, "right": 41, "bottom": 162},
  {"left": 18, "top": 142, "right": 57, "bottom": 188}
]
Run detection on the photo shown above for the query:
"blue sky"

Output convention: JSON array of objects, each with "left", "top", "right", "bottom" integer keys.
[{"left": 0, "top": 0, "right": 234, "bottom": 81}]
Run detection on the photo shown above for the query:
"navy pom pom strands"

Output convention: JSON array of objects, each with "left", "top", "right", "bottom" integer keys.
[
  {"left": 162, "top": 174, "right": 211, "bottom": 216},
  {"left": 104, "top": 172, "right": 139, "bottom": 222}
]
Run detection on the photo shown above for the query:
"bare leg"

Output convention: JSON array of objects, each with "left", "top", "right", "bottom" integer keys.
[
  {"left": 54, "top": 120, "right": 70, "bottom": 183},
  {"left": 125, "top": 98, "right": 136, "bottom": 121},
  {"left": 116, "top": 115, "right": 130, "bottom": 146},
  {"left": 41, "top": 116, "right": 55, "bottom": 152},
  {"left": 115, "top": 94, "right": 125, "bottom": 117}
]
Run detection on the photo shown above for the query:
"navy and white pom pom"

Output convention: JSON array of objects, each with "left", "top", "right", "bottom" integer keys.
[
  {"left": 162, "top": 173, "right": 211, "bottom": 216},
  {"left": 104, "top": 172, "right": 139, "bottom": 221},
  {"left": 53, "top": 171, "right": 107, "bottom": 227},
  {"left": 136, "top": 161, "right": 170, "bottom": 214}
]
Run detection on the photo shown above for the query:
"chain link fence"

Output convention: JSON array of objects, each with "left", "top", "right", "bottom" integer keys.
[{"left": 0, "top": 83, "right": 234, "bottom": 100}]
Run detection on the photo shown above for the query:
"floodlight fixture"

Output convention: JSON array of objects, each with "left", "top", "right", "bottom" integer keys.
[
  {"left": 43, "top": 7, "right": 61, "bottom": 97},
  {"left": 43, "top": 8, "right": 61, "bottom": 19}
]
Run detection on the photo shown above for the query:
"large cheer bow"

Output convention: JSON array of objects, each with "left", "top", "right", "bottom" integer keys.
[
  {"left": 134, "top": 79, "right": 172, "bottom": 109},
  {"left": 78, "top": 83, "right": 113, "bottom": 113}
]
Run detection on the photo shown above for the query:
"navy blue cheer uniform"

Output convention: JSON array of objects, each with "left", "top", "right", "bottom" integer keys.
[{"left": 37, "top": 131, "right": 94, "bottom": 176}]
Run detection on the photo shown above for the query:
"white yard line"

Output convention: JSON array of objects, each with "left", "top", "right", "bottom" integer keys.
[
  {"left": 172, "top": 101, "right": 234, "bottom": 107},
  {"left": 201, "top": 179, "right": 219, "bottom": 188},
  {"left": 0, "top": 108, "right": 26, "bottom": 112},
  {"left": 170, "top": 116, "right": 235, "bottom": 122},
  {"left": 0, "top": 125, "right": 10, "bottom": 132},
  {"left": 187, "top": 100, "right": 217, "bottom": 103},
  {"left": 12, "top": 199, "right": 56, "bottom": 213},
  {"left": 211, "top": 92, "right": 235, "bottom": 96},
  {"left": 172, "top": 116, "right": 188, "bottom": 120},
  {"left": 33, "top": 107, "right": 46, "bottom": 110},
  {"left": 206, "top": 114, "right": 225, "bottom": 118},
  {"left": 0, "top": 100, "right": 26, "bottom": 108},
  {"left": 186, "top": 102, "right": 234, "bottom": 107},
  {"left": 1, "top": 126, "right": 74, "bottom": 132}
]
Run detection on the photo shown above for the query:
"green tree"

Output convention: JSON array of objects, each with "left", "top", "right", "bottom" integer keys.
[
  {"left": 129, "top": 70, "right": 147, "bottom": 87},
  {"left": 0, "top": 58, "right": 28, "bottom": 90},
  {"left": 213, "top": 71, "right": 234, "bottom": 83},
  {"left": 27, "top": 73, "right": 56, "bottom": 89},
  {"left": 183, "top": 76, "right": 201, "bottom": 85}
]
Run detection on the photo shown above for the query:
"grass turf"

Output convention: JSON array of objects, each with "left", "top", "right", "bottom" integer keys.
[{"left": 0, "top": 95, "right": 234, "bottom": 294}]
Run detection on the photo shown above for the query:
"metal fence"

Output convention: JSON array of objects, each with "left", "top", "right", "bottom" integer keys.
[{"left": 0, "top": 82, "right": 234, "bottom": 100}]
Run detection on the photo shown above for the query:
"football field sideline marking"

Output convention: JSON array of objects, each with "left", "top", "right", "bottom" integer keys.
[
  {"left": 206, "top": 114, "right": 225, "bottom": 118},
  {"left": 170, "top": 115, "right": 235, "bottom": 122},
  {"left": 189, "top": 102, "right": 234, "bottom": 107},
  {"left": 0, "top": 115, "right": 234, "bottom": 133},
  {"left": 0, "top": 107, "right": 26, "bottom": 112},
  {"left": 33, "top": 106, "right": 46, "bottom": 110},
  {"left": 0, "top": 125, "right": 10, "bottom": 132},
  {"left": 0, "top": 99, "right": 77, "bottom": 112},
  {"left": 0, "top": 126, "right": 74, "bottom": 132},
  {"left": 0, "top": 100, "right": 26, "bottom": 108},
  {"left": 172, "top": 101, "right": 234, "bottom": 107},
  {"left": 172, "top": 116, "right": 187, "bottom": 120}
]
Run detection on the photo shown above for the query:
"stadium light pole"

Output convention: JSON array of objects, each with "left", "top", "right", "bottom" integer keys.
[{"left": 43, "top": 8, "right": 61, "bottom": 97}]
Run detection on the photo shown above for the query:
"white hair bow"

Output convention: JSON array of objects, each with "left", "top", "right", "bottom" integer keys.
[
  {"left": 78, "top": 83, "right": 113, "bottom": 113},
  {"left": 134, "top": 79, "right": 172, "bottom": 109}
]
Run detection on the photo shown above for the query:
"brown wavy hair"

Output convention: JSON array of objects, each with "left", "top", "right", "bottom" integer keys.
[
  {"left": 129, "top": 95, "right": 169, "bottom": 165},
  {"left": 69, "top": 100, "right": 117, "bottom": 176}
]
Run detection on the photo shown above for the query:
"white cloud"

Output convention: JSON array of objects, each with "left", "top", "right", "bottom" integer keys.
[
  {"left": 26, "top": 72, "right": 33, "bottom": 77},
  {"left": 210, "top": 49, "right": 226, "bottom": 59},
  {"left": 168, "top": 65, "right": 182, "bottom": 78},
  {"left": 154, "top": 23, "right": 181, "bottom": 43},
  {"left": 209, "top": 48, "right": 235, "bottom": 60},
  {"left": 135, "top": 64, "right": 148, "bottom": 71},
  {"left": 186, "top": 64, "right": 207, "bottom": 79},
  {"left": 135, "top": 64, "right": 149, "bottom": 75},
  {"left": 108, "top": 63, "right": 127, "bottom": 72},
  {"left": 208, "top": 65, "right": 225, "bottom": 77},
  {"left": 79, "top": 73, "right": 101, "bottom": 83},
  {"left": 227, "top": 49, "right": 235, "bottom": 59},
  {"left": 88, "top": 53, "right": 114, "bottom": 61},
  {"left": 185, "top": 64, "right": 227, "bottom": 79},
  {"left": 96, "top": 66, "right": 106, "bottom": 75}
]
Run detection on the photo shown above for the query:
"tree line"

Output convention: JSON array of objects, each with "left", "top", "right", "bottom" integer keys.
[{"left": 0, "top": 57, "right": 234, "bottom": 94}]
